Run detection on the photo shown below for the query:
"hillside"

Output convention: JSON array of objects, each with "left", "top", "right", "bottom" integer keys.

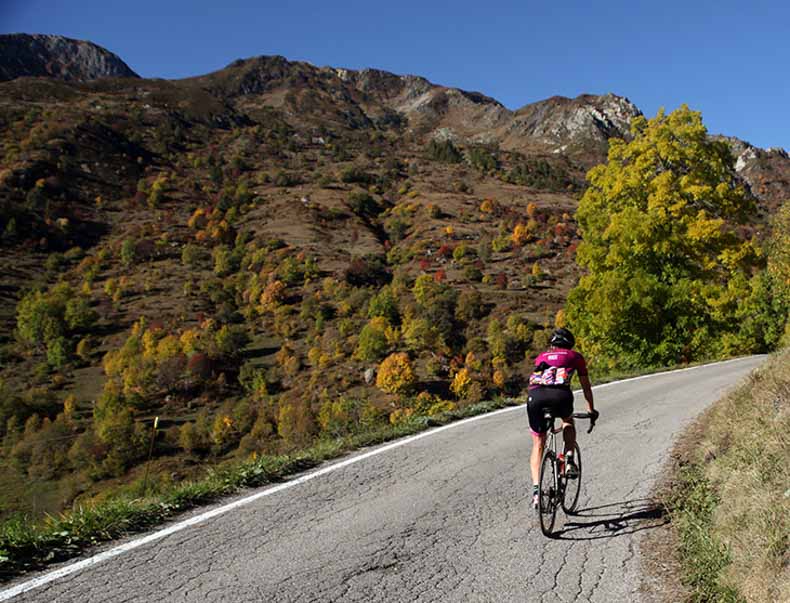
[{"left": 0, "top": 38, "right": 787, "bottom": 521}]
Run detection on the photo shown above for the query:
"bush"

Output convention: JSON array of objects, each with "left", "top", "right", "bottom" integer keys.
[
  {"left": 273, "top": 170, "right": 301, "bottom": 187},
  {"left": 212, "top": 325, "right": 249, "bottom": 359},
  {"left": 120, "top": 239, "right": 136, "bottom": 267},
  {"left": 426, "top": 139, "right": 463, "bottom": 163},
  {"left": 46, "top": 337, "right": 69, "bottom": 369},
  {"left": 463, "top": 264, "right": 483, "bottom": 282},
  {"left": 212, "top": 245, "right": 233, "bottom": 276},
  {"left": 367, "top": 286, "right": 399, "bottom": 324},
  {"left": 64, "top": 297, "right": 97, "bottom": 332},
  {"left": 466, "top": 145, "right": 498, "bottom": 172},
  {"left": 456, "top": 289, "right": 486, "bottom": 322},
  {"left": 277, "top": 399, "right": 315, "bottom": 445},
  {"left": 347, "top": 191, "right": 381, "bottom": 217},
  {"left": 344, "top": 255, "right": 390, "bottom": 287},
  {"left": 339, "top": 166, "right": 374, "bottom": 185},
  {"left": 181, "top": 244, "right": 205, "bottom": 267},
  {"left": 376, "top": 352, "right": 416, "bottom": 395},
  {"left": 384, "top": 216, "right": 410, "bottom": 243},
  {"left": 317, "top": 397, "right": 358, "bottom": 436},
  {"left": 356, "top": 317, "right": 392, "bottom": 362}
]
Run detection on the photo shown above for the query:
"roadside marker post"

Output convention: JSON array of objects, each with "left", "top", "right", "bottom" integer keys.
[{"left": 140, "top": 416, "right": 159, "bottom": 496}]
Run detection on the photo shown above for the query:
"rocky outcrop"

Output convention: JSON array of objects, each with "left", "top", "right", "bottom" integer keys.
[
  {"left": 508, "top": 93, "right": 641, "bottom": 151},
  {"left": 726, "top": 140, "right": 790, "bottom": 212},
  {"left": 0, "top": 33, "right": 138, "bottom": 82}
]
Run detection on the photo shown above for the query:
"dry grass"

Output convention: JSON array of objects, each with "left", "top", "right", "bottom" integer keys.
[{"left": 669, "top": 348, "right": 790, "bottom": 602}]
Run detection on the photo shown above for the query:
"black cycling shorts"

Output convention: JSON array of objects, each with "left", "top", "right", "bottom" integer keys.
[{"left": 527, "top": 386, "right": 574, "bottom": 434}]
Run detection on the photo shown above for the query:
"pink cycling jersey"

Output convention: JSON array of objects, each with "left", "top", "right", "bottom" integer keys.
[{"left": 528, "top": 348, "right": 588, "bottom": 389}]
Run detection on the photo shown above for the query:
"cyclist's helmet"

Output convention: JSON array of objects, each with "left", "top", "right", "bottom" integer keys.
[{"left": 550, "top": 327, "right": 575, "bottom": 349}]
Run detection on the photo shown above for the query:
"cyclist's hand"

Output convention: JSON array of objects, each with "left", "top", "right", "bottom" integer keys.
[{"left": 588, "top": 409, "right": 599, "bottom": 433}]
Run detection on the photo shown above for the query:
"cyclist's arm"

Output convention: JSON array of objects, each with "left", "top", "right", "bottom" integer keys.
[{"left": 579, "top": 374, "right": 595, "bottom": 413}]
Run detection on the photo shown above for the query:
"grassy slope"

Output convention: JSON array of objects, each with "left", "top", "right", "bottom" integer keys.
[{"left": 664, "top": 348, "right": 789, "bottom": 602}]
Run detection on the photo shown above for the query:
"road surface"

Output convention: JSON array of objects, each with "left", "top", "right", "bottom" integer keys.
[{"left": 4, "top": 356, "right": 765, "bottom": 602}]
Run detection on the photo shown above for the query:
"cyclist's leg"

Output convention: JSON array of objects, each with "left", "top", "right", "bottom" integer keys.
[
  {"left": 557, "top": 389, "right": 576, "bottom": 456},
  {"left": 560, "top": 416, "right": 576, "bottom": 456},
  {"left": 530, "top": 431, "right": 546, "bottom": 488},
  {"left": 527, "top": 392, "right": 548, "bottom": 491}
]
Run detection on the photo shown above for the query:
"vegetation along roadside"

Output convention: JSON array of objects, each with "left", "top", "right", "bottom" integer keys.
[{"left": 659, "top": 347, "right": 789, "bottom": 603}]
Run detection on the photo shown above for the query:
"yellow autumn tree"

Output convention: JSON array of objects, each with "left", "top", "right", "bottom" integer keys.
[{"left": 376, "top": 352, "right": 416, "bottom": 395}]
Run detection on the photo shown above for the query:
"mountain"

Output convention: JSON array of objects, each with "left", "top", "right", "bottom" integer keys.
[
  {"left": 719, "top": 136, "right": 790, "bottom": 214},
  {"left": 0, "top": 33, "right": 139, "bottom": 82},
  {"left": 189, "top": 56, "right": 641, "bottom": 164}
]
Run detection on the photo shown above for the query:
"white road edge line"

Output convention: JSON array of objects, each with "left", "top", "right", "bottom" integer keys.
[{"left": 0, "top": 355, "right": 758, "bottom": 601}]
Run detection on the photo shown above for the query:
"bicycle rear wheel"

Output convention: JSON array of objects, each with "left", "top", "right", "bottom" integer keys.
[
  {"left": 538, "top": 449, "right": 558, "bottom": 536},
  {"left": 561, "top": 443, "right": 582, "bottom": 514}
]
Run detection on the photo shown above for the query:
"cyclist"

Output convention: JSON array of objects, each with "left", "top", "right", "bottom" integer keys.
[{"left": 527, "top": 327, "right": 598, "bottom": 508}]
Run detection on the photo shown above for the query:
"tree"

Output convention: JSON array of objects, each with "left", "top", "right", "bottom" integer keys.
[
  {"left": 120, "top": 239, "right": 136, "bottom": 267},
  {"left": 376, "top": 352, "right": 416, "bottom": 395},
  {"left": 566, "top": 106, "right": 762, "bottom": 368},
  {"left": 356, "top": 317, "right": 392, "bottom": 362}
]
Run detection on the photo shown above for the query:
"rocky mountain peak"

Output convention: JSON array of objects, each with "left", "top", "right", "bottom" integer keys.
[
  {"left": 0, "top": 33, "right": 139, "bottom": 82},
  {"left": 509, "top": 92, "right": 641, "bottom": 151}
]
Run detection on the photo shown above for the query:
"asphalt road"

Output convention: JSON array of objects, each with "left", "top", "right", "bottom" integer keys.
[{"left": 5, "top": 356, "right": 765, "bottom": 602}]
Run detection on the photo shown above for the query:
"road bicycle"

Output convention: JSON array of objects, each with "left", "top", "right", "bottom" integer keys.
[{"left": 537, "top": 411, "right": 596, "bottom": 537}]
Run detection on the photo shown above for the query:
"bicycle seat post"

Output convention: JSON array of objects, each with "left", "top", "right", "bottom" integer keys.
[{"left": 542, "top": 410, "right": 554, "bottom": 437}]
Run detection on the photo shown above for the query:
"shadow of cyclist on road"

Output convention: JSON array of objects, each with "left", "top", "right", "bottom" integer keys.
[{"left": 550, "top": 498, "right": 668, "bottom": 541}]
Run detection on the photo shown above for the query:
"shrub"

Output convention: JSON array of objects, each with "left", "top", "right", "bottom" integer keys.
[
  {"left": 367, "top": 286, "right": 399, "bottom": 324},
  {"left": 491, "top": 235, "right": 512, "bottom": 253},
  {"left": 76, "top": 337, "right": 91, "bottom": 362},
  {"left": 344, "top": 255, "right": 390, "bottom": 287},
  {"left": 176, "top": 422, "right": 195, "bottom": 453},
  {"left": 212, "top": 325, "right": 249, "bottom": 359},
  {"left": 64, "top": 297, "right": 97, "bottom": 331},
  {"left": 456, "top": 289, "right": 486, "bottom": 322},
  {"left": 212, "top": 245, "right": 234, "bottom": 276},
  {"left": 356, "top": 317, "right": 392, "bottom": 362},
  {"left": 452, "top": 245, "right": 468, "bottom": 262},
  {"left": 277, "top": 399, "right": 315, "bottom": 445},
  {"left": 512, "top": 223, "right": 532, "bottom": 247},
  {"left": 463, "top": 264, "right": 483, "bottom": 282},
  {"left": 384, "top": 216, "right": 410, "bottom": 243},
  {"left": 339, "top": 166, "right": 374, "bottom": 184},
  {"left": 376, "top": 352, "right": 416, "bottom": 395},
  {"left": 450, "top": 368, "right": 473, "bottom": 399},
  {"left": 120, "top": 239, "right": 136, "bottom": 267},
  {"left": 347, "top": 191, "right": 381, "bottom": 217},
  {"left": 466, "top": 145, "right": 498, "bottom": 172},
  {"left": 181, "top": 244, "right": 205, "bottom": 267},
  {"left": 273, "top": 170, "right": 301, "bottom": 187},
  {"left": 426, "top": 139, "right": 463, "bottom": 163},
  {"left": 317, "top": 397, "right": 358, "bottom": 436}
]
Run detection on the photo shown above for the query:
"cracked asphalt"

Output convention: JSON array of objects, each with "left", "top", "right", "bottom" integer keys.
[{"left": 9, "top": 356, "right": 764, "bottom": 602}]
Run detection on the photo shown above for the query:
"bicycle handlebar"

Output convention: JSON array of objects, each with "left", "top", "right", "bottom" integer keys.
[{"left": 572, "top": 412, "right": 597, "bottom": 434}]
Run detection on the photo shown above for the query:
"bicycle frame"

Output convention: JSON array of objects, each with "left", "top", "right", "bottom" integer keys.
[{"left": 537, "top": 411, "right": 594, "bottom": 536}]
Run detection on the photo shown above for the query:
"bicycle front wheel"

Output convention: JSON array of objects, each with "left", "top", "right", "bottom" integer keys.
[
  {"left": 538, "top": 449, "right": 558, "bottom": 536},
  {"left": 561, "top": 443, "right": 582, "bottom": 514}
]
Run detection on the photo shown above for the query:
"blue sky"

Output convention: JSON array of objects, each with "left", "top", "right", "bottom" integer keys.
[{"left": 2, "top": 0, "right": 788, "bottom": 149}]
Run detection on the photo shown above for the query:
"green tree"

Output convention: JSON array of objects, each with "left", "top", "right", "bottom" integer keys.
[
  {"left": 120, "top": 239, "right": 136, "bottom": 267},
  {"left": 566, "top": 106, "right": 762, "bottom": 368},
  {"left": 367, "top": 286, "right": 399, "bottom": 324},
  {"left": 355, "top": 317, "right": 391, "bottom": 362}
]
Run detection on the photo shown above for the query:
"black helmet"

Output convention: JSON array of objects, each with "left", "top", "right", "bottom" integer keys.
[{"left": 550, "top": 327, "right": 575, "bottom": 349}]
